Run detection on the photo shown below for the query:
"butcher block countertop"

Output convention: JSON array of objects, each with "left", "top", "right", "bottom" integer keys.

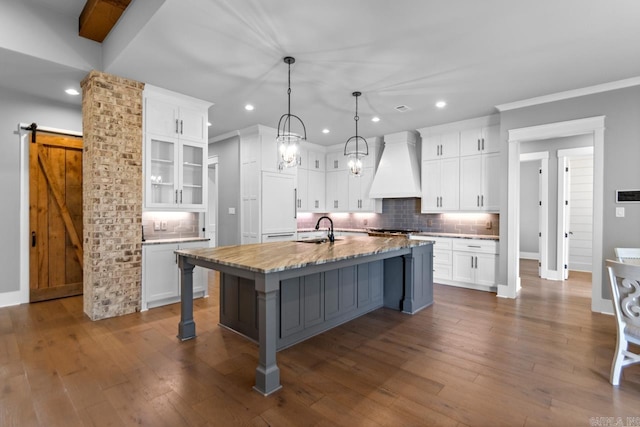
[{"left": 175, "top": 235, "right": 433, "bottom": 274}]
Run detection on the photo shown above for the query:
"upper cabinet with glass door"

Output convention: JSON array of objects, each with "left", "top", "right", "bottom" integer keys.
[{"left": 143, "top": 85, "right": 213, "bottom": 211}]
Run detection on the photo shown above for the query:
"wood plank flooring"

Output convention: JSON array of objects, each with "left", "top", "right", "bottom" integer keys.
[{"left": 1, "top": 262, "right": 639, "bottom": 426}]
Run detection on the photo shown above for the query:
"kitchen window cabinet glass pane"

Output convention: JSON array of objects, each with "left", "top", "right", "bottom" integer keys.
[
  {"left": 181, "top": 143, "right": 204, "bottom": 205},
  {"left": 150, "top": 138, "right": 176, "bottom": 204}
]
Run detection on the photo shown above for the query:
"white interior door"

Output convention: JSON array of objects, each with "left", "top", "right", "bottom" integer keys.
[{"left": 568, "top": 156, "right": 594, "bottom": 272}]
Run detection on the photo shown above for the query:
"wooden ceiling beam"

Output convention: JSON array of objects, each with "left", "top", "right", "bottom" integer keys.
[{"left": 79, "top": 0, "right": 131, "bottom": 43}]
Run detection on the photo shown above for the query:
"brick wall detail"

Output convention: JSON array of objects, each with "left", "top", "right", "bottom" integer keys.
[{"left": 81, "top": 70, "right": 144, "bottom": 320}]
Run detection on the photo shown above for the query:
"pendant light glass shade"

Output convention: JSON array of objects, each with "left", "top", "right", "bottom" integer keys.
[
  {"left": 277, "top": 56, "right": 306, "bottom": 169},
  {"left": 343, "top": 91, "right": 369, "bottom": 176}
]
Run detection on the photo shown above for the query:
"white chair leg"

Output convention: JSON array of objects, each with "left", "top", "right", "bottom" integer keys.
[{"left": 610, "top": 339, "right": 626, "bottom": 386}]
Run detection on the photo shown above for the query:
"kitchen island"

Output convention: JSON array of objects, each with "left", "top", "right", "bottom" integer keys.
[{"left": 175, "top": 235, "right": 434, "bottom": 395}]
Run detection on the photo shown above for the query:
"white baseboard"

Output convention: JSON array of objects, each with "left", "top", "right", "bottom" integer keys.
[{"left": 520, "top": 252, "right": 539, "bottom": 260}]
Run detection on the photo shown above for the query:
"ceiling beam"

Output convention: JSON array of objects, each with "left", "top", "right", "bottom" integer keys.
[{"left": 79, "top": 0, "right": 131, "bottom": 43}]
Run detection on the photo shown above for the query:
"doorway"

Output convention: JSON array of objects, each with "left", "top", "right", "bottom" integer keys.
[
  {"left": 504, "top": 116, "right": 608, "bottom": 313},
  {"left": 29, "top": 131, "right": 84, "bottom": 302}
]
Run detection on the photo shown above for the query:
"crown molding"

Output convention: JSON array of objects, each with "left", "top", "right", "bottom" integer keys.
[{"left": 496, "top": 76, "right": 640, "bottom": 112}]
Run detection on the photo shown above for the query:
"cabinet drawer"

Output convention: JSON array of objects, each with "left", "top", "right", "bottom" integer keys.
[
  {"left": 433, "top": 264, "right": 452, "bottom": 281},
  {"left": 433, "top": 249, "right": 452, "bottom": 266},
  {"left": 452, "top": 239, "right": 498, "bottom": 254},
  {"left": 430, "top": 237, "right": 452, "bottom": 250}
]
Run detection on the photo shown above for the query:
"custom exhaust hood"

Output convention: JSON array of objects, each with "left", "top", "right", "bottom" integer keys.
[{"left": 368, "top": 131, "right": 421, "bottom": 198}]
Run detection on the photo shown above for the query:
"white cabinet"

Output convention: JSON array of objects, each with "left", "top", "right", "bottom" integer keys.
[
  {"left": 326, "top": 139, "right": 382, "bottom": 213},
  {"left": 326, "top": 170, "right": 349, "bottom": 211},
  {"left": 307, "top": 170, "right": 326, "bottom": 211},
  {"left": 142, "top": 240, "right": 208, "bottom": 310},
  {"left": 421, "top": 157, "right": 459, "bottom": 212},
  {"left": 409, "top": 236, "right": 498, "bottom": 291},
  {"left": 347, "top": 167, "right": 380, "bottom": 212},
  {"left": 452, "top": 240, "right": 498, "bottom": 288},
  {"left": 451, "top": 239, "right": 498, "bottom": 289},
  {"left": 296, "top": 146, "right": 326, "bottom": 212},
  {"left": 429, "top": 237, "right": 453, "bottom": 281},
  {"left": 423, "top": 132, "right": 460, "bottom": 160},
  {"left": 296, "top": 169, "right": 309, "bottom": 212},
  {"left": 143, "top": 85, "right": 211, "bottom": 211},
  {"left": 308, "top": 150, "right": 325, "bottom": 171},
  {"left": 326, "top": 151, "right": 345, "bottom": 171},
  {"left": 459, "top": 152, "right": 500, "bottom": 211},
  {"left": 262, "top": 171, "right": 297, "bottom": 241},
  {"left": 459, "top": 125, "right": 499, "bottom": 156}
]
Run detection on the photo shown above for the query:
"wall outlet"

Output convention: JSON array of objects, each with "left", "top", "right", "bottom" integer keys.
[
  {"left": 616, "top": 207, "right": 625, "bottom": 218},
  {"left": 363, "top": 219, "right": 368, "bottom": 226},
  {"left": 427, "top": 219, "right": 433, "bottom": 227},
  {"left": 154, "top": 221, "right": 160, "bottom": 231},
  {"left": 486, "top": 221, "right": 492, "bottom": 229},
  {"left": 160, "top": 220, "right": 168, "bottom": 230},
  {"left": 228, "top": 207, "right": 236, "bottom": 215}
]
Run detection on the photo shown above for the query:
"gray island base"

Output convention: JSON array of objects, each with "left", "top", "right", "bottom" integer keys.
[{"left": 176, "top": 235, "right": 434, "bottom": 396}]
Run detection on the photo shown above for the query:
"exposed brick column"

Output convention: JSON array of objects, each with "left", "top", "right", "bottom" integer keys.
[{"left": 81, "top": 71, "right": 144, "bottom": 320}]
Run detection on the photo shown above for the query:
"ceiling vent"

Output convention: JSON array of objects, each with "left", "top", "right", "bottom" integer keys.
[{"left": 395, "top": 105, "right": 411, "bottom": 112}]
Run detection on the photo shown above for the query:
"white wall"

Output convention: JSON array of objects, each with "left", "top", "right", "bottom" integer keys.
[{"left": 0, "top": 86, "right": 81, "bottom": 299}]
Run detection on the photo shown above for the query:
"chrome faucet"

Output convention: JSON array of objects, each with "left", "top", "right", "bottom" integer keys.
[{"left": 315, "top": 216, "right": 335, "bottom": 242}]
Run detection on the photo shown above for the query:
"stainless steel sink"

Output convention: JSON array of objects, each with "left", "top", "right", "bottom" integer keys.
[{"left": 296, "top": 237, "right": 343, "bottom": 244}]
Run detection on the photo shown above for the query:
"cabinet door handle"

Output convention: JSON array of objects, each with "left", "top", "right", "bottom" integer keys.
[
  {"left": 481, "top": 138, "right": 485, "bottom": 151},
  {"left": 294, "top": 189, "right": 297, "bottom": 218},
  {"left": 334, "top": 160, "right": 338, "bottom": 169},
  {"left": 475, "top": 256, "right": 478, "bottom": 269},
  {"left": 175, "top": 190, "right": 178, "bottom": 203},
  {"left": 180, "top": 190, "right": 183, "bottom": 203},
  {"left": 481, "top": 195, "right": 484, "bottom": 207},
  {"left": 175, "top": 119, "right": 179, "bottom": 134},
  {"left": 477, "top": 138, "right": 480, "bottom": 151},
  {"left": 315, "top": 159, "right": 319, "bottom": 169},
  {"left": 315, "top": 200, "right": 319, "bottom": 209},
  {"left": 477, "top": 195, "right": 480, "bottom": 207},
  {"left": 31, "top": 231, "right": 36, "bottom": 247},
  {"left": 180, "top": 120, "right": 184, "bottom": 134},
  {"left": 471, "top": 256, "right": 474, "bottom": 268},
  {"left": 467, "top": 245, "right": 481, "bottom": 248}
]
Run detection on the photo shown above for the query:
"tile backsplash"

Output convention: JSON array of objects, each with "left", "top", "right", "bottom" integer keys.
[
  {"left": 142, "top": 212, "right": 201, "bottom": 240},
  {"left": 297, "top": 198, "right": 499, "bottom": 236}
]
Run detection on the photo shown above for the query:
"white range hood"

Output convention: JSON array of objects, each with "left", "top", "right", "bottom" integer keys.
[{"left": 369, "top": 131, "right": 421, "bottom": 198}]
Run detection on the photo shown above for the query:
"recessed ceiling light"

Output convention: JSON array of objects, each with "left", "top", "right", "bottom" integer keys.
[
  {"left": 65, "top": 88, "right": 80, "bottom": 96},
  {"left": 435, "top": 100, "right": 447, "bottom": 108},
  {"left": 371, "top": 116, "right": 380, "bottom": 123},
  {"left": 322, "top": 128, "right": 330, "bottom": 134},
  {"left": 207, "top": 122, "right": 212, "bottom": 127},
  {"left": 245, "top": 104, "right": 254, "bottom": 111}
]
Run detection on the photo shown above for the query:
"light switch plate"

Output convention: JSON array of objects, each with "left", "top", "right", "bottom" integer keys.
[
  {"left": 616, "top": 207, "right": 625, "bottom": 217},
  {"left": 160, "top": 221, "right": 168, "bottom": 230},
  {"left": 229, "top": 207, "right": 236, "bottom": 215},
  {"left": 154, "top": 221, "right": 160, "bottom": 231}
]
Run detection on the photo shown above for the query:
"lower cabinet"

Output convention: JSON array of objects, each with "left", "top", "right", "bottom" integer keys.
[
  {"left": 411, "top": 235, "right": 498, "bottom": 292},
  {"left": 142, "top": 240, "right": 208, "bottom": 310},
  {"left": 220, "top": 260, "right": 385, "bottom": 350},
  {"left": 279, "top": 261, "right": 384, "bottom": 348}
]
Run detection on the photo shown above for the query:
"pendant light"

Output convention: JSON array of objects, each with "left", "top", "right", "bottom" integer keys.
[
  {"left": 343, "top": 91, "right": 369, "bottom": 176},
  {"left": 276, "top": 56, "right": 306, "bottom": 169}
]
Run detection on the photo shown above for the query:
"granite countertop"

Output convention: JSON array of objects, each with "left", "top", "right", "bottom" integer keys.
[
  {"left": 142, "top": 237, "right": 210, "bottom": 246},
  {"left": 411, "top": 232, "right": 499, "bottom": 240},
  {"left": 176, "top": 235, "right": 433, "bottom": 274}
]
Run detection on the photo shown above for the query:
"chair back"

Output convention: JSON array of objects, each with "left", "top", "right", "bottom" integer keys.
[
  {"left": 606, "top": 260, "right": 640, "bottom": 331},
  {"left": 614, "top": 248, "right": 640, "bottom": 265}
]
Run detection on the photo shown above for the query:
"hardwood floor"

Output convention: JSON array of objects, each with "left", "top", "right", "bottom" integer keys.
[{"left": 1, "top": 262, "right": 639, "bottom": 426}]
